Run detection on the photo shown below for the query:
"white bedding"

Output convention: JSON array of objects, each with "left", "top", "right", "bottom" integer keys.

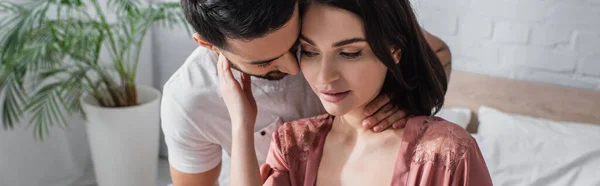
[
  {"left": 473, "top": 134, "right": 600, "bottom": 186},
  {"left": 435, "top": 107, "right": 471, "bottom": 129},
  {"left": 475, "top": 106, "right": 600, "bottom": 186}
]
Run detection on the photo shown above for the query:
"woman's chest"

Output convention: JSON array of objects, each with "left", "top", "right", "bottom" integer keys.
[{"left": 315, "top": 142, "right": 402, "bottom": 186}]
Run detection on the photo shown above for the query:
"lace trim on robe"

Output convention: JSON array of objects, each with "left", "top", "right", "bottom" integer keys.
[
  {"left": 277, "top": 114, "right": 333, "bottom": 163},
  {"left": 410, "top": 117, "right": 474, "bottom": 171}
]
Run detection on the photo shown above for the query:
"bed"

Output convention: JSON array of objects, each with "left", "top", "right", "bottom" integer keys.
[{"left": 445, "top": 71, "right": 600, "bottom": 186}]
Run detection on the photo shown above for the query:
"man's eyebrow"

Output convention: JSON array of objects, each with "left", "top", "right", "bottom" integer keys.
[{"left": 248, "top": 53, "right": 286, "bottom": 65}]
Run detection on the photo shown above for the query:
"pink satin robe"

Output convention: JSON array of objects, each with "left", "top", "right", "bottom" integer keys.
[{"left": 260, "top": 114, "right": 493, "bottom": 186}]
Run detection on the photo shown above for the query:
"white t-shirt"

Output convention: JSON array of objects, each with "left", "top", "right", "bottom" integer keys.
[{"left": 161, "top": 47, "right": 325, "bottom": 175}]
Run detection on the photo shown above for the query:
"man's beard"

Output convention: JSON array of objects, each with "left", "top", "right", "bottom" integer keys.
[{"left": 229, "top": 63, "right": 288, "bottom": 81}]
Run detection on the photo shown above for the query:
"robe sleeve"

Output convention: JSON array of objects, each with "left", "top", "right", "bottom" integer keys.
[
  {"left": 261, "top": 131, "right": 292, "bottom": 186},
  {"left": 451, "top": 140, "right": 494, "bottom": 186}
]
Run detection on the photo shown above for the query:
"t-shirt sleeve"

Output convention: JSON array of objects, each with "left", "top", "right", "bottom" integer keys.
[
  {"left": 161, "top": 91, "right": 222, "bottom": 174},
  {"left": 452, "top": 140, "right": 494, "bottom": 186},
  {"left": 261, "top": 130, "right": 292, "bottom": 186}
]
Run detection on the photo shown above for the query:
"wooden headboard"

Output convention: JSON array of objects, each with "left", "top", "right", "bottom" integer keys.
[{"left": 444, "top": 71, "right": 600, "bottom": 133}]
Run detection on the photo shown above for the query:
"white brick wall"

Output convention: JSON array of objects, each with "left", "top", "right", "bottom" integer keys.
[
  {"left": 579, "top": 55, "right": 600, "bottom": 77},
  {"left": 494, "top": 22, "right": 530, "bottom": 45},
  {"left": 459, "top": 16, "right": 493, "bottom": 39},
  {"left": 530, "top": 25, "right": 572, "bottom": 48},
  {"left": 500, "top": 46, "right": 577, "bottom": 72},
  {"left": 575, "top": 32, "right": 600, "bottom": 57},
  {"left": 412, "top": 0, "right": 600, "bottom": 90}
]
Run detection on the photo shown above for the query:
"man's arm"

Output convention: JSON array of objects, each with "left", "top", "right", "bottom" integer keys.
[
  {"left": 422, "top": 30, "right": 452, "bottom": 79},
  {"left": 170, "top": 163, "right": 221, "bottom": 186},
  {"left": 161, "top": 89, "right": 224, "bottom": 186}
]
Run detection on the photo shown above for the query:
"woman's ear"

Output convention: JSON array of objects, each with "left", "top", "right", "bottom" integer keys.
[
  {"left": 193, "top": 33, "right": 218, "bottom": 52},
  {"left": 391, "top": 48, "right": 402, "bottom": 64}
]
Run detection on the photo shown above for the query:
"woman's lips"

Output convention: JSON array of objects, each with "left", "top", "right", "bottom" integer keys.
[{"left": 319, "top": 90, "right": 351, "bottom": 103}]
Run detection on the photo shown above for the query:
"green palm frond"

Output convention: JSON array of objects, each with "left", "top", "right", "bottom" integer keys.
[
  {"left": 149, "top": 2, "right": 189, "bottom": 28},
  {"left": 25, "top": 82, "right": 68, "bottom": 132},
  {"left": 108, "top": 0, "right": 141, "bottom": 15},
  {"left": 48, "top": 0, "right": 85, "bottom": 7},
  {"left": 0, "top": 0, "right": 189, "bottom": 140},
  {"left": 2, "top": 74, "right": 28, "bottom": 130},
  {"left": 59, "top": 77, "right": 87, "bottom": 115}
]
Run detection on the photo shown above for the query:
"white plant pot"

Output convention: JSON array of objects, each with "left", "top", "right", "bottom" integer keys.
[{"left": 81, "top": 85, "right": 161, "bottom": 186}]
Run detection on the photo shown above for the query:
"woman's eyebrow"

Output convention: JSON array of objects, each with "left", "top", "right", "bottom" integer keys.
[
  {"left": 333, "top": 38, "right": 366, "bottom": 47},
  {"left": 299, "top": 34, "right": 316, "bottom": 46},
  {"left": 299, "top": 34, "right": 366, "bottom": 48}
]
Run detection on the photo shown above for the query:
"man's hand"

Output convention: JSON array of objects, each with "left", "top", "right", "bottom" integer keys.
[
  {"left": 362, "top": 95, "right": 407, "bottom": 132},
  {"left": 422, "top": 30, "right": 452, "bottom": 79}
]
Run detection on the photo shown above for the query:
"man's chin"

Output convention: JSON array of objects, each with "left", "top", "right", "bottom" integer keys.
[
  {"left": 253, "top": 73, "right": 289, "bottom": 81},
  {"left": 228, "top": 63, "right": 288, "bottom": 80}
]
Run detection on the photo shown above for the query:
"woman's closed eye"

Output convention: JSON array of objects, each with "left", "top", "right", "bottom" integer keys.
[
  {"left": 301, "top": 50, "right": 319, "bottom": 58},
  {"left": 340, "top": 50, "right": 363, "bottom": 59}
]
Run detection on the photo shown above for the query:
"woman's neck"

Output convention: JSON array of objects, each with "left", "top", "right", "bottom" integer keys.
[
  {"left": 330, "top": 106, "right": 405, "bottom": 146},
  {"left": 330, "top": 107, "right": 372, "bottom": 141}
]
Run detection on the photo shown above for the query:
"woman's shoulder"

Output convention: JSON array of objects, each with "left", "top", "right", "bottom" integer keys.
[
  {"left": 272, "top": 114, "right": 334, "bottom": 158},
  {"left": 415, "top": 116, "right": 473, "bottom": 141},
  {"left": 410, "top": 116, "right": 476, "bottom": 169}
]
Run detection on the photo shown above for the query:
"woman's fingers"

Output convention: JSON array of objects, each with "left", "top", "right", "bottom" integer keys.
[
  {"left": 222, "top": 56, "right": 237, "bottom": 86},
  {"left": 218, "top": 54, "right": 242, "bottom": 92},
  {"left": 241, "top": 73, "right": 252, "bottom": 97},
  {"left": 217, "top": 54, "right": 226, "bottom": 85},
  {"left": 259, "top": 164, "right": 272, "bottom": 183}
]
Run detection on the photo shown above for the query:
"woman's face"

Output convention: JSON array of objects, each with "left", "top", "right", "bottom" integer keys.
[{"left": 300, "top": 3, "right": 388, "bottom": 116}]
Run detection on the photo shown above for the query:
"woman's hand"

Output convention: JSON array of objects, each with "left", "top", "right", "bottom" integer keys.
[
  {"left": 217, "top": 54, "right": 263, "bottom": 186},
  {"left": 217, "top": 54, "right": 257, "bottom": 130}
]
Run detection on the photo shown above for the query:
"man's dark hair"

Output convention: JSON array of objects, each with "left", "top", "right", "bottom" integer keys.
[
  {"left": 181, "top": 0, "right": 297, "bottom": 49},
  {"left": 300, "top": 0, "right": 448, "bottom": 116}
]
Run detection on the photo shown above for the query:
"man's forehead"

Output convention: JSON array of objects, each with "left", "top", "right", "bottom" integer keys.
[{"left": 223, "top": 9, "right": 300, "bottom": 63}]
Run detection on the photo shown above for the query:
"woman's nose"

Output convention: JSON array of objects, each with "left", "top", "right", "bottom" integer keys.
[{"left": 317, "top": 59, "right": 340, "bottom": 84}]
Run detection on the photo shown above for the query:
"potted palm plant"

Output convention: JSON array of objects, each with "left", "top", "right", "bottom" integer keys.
[{"left": 0, "top": 0, "right": 188, "bottom": 185}]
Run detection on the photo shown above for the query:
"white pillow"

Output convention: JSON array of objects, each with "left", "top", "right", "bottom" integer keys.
[
  {"left": 473, "top": 133, "right": 600, "bottom": 186},
  {"left": 435, "top": 107, "right": 472, "bottom": 129},
  {"left": 476, "top": 106, "right": 600, "bottom": 185},
  {"left": 477, "top": 106, "right": 600, "bottom": 138}
]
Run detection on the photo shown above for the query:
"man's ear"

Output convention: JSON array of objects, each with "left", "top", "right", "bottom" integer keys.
[
  {"left": 392, "top": 48, "right": 402, "bottom": 64},
  {"left": 193, "top": 33, "right": 218, "bottom": 52}
]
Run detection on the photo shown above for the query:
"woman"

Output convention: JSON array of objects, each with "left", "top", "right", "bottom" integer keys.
[{"left": 217, "top": 0, "right": 493, "bottom": 185}]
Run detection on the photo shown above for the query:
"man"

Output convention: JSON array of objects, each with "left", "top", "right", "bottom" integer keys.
[{"left": 161, "top": 0, "right": 452, "bottom": 185}]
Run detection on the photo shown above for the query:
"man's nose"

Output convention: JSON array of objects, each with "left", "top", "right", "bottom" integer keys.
[{"left": 276, "top": 52, "right": 300, "bottom": 75}]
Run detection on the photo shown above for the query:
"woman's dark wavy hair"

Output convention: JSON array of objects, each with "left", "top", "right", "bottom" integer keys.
[{"left": 300, "top": 0, "right": 448, "bottom": 116}]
